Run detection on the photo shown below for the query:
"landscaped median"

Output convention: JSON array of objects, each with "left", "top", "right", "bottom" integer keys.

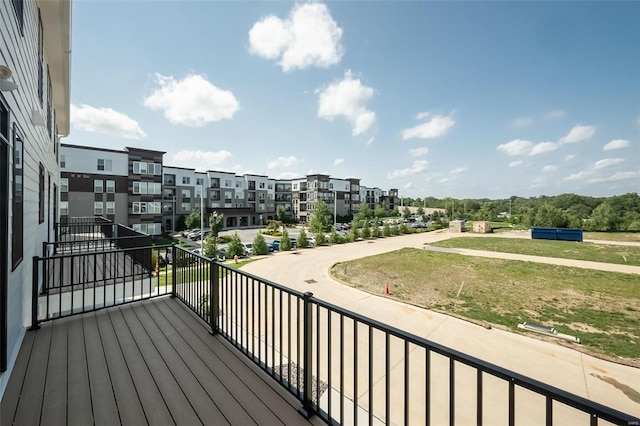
[
  {"left": 155, "top": 259, "right": 256, "bottom": 286},
  {"left": 330, "top": 248, "right": 640, "bottom": 362}
]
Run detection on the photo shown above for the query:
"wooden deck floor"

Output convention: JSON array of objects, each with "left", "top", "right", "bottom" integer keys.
[{"left": 1, "top": 297, "right": 317, "bottom": 426}]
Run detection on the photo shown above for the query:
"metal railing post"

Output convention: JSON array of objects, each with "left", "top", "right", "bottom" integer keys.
[
  {"left": 209, "top": 259, "right": 219, "bottom": 335},
  {"left": 29, "top": 256, "right": 41, "bottom": 330},
  {"left": 298, "top": 291, "right": 315, "bottom": 419},
  {"left": 171, "top": 246, "right": 177, "bottom": 298}
]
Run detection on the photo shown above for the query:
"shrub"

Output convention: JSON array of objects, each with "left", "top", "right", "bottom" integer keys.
[
  {"left": 298, "top": 228, "right": 309, "bottom": 248},
  {"left": 329, "top": 228, "right": 340, "bottom": 244},
  {"left": 383, "top": 223, "right": 391, "bottom": 237},
  {"left": 315, "top": 232, "right": 326, "bottom": 246},
  {"left": 281, "top": 229, "right": 292, "bottom": 251},
  {"left": 227, "top": 233, "right": 244, "bottom": 258},
  {"left": 252, "top": 233, "right": 269, "bottom": 255}
]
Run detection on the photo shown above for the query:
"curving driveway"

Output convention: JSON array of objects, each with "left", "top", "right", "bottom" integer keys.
[{"left": 241, "top": 231, "right": 640, "bottom": 420}]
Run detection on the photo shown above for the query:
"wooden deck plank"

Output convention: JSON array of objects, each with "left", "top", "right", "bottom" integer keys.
[
  {"left": 142, "top": 300, "right": 256, "bottom": 425},
  {"left": 119, "top": 305, "right": 203, "bottom": 426},
  {"left": 93, "top": 309, "right": 147, "bottom": 425},
  {"left": 83, "top": 313, "right": 120, "bottom": 426},
  {"left": 107, "top": 307, "right": 175, "bottom": 425},
  {"left": 67, "top": 312, "right": 93, "bottom": 426},
  {"left": 0, "top": 331, "right": 36, "bottom": 426},
  {"left": 161, "top": 298, "right": 313, "bottom": 426},
  {"left": 12, "top": 325, "right": 52, "bottom": 426},
  {"left": 40, "top": 320, "right": 68, "bottom": 426},
  {"left": 133, "top": 301, "right": 231, "bottom": 426}
]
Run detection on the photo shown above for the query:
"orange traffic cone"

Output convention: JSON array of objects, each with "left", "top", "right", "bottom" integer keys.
[{"left": 385, "top": 283, "right": 389, "bottom": 295}]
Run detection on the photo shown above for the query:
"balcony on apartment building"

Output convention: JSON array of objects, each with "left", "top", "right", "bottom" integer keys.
[{"left": 1, "top": 217, "right": 636, "bottom": 426}]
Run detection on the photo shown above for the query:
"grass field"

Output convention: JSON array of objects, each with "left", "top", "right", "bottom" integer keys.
[
  {"left": 156, "top": 259, "right": 255, "bottom": 286},
  {"left": 430, "top": 236, "right": 640, "bottom": 266},
  {"left": 583, "top": 232, "right": 640, "bottom": 243},
  {"left": 331, "top": 248, "right": 640, "bottom": 360}
]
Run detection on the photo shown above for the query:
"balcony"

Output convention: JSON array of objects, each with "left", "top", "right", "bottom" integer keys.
[{"left": 1, "top": 222, "right": 637, "bottom": 426}]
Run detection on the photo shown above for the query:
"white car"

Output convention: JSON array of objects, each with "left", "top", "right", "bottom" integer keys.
[{"left": 241, "top": 242, "right": 253, "bottom": 256}]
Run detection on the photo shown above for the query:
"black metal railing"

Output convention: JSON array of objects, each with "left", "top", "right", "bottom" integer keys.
[
  {"left": 169, "top": 246, "right": 638, "bottom": 426},
  {"left": 30, "top": 244, "right": 172, "bottom": 327}
]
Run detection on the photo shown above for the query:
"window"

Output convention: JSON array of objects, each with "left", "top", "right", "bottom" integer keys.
[
  {"left": 46, "top": 68, "right": 52, "bottom": 138},
  {"left": 259, "top": 182, "right": 265, "bottom": 189},
  {"left": 148, "top": 202, "right": 161, "bottom": 214},
  {"left": 60, "top": 177, "right": 68, "bottom": 192},
  {"left": 106, "top": 202, "right": 115, "bottom": 215},
  {"left": 182, "top": 176, "right": 191, "bottom": 185},
  {"left": 11, "top": 127, "right": 23, "bottom": 269},
  {"left": 94, "top": 202, "right": 104, "bottom": 215},
  {"left": 59, "top": 201, "right": 68, "bottom": 216},
  {"left": 149, "top": 182, "right": 161, "bottom": 195},
  {"left": 94, "top": 180, "right": 104, "bottom": 193},
  {"left": 133, "top": 181, "right": 147, "bottom": 194},
  {"left": 225, "top": 179, "right": 232, "bottom": 187},
  {"left": 60, "top": 155, "right": 65, "bottom": 168},
  {"left": 181, "top": 189, "right": 191, "bottom": 198},
  {"left": 39, "top": 163, "right": 45, "bottom": 223},
  {"left": 196, "top": 178, "right": 204, "bottom": 186},
  {"left": 133, "top": 161, "right": 147, "bottom": 174},
  {"left": 181, "top": 203, "right": 191, "bottom": 212},
  {"left": 97, "top": 158, "right": 112, "bottom": 171},
  {"left": 37, "top": 11, "right": 43, "bottom": 106},
  {"left": 106, "top": 180, "right": 115, "bottom": 193},
  {"left": 12, "top": 0, "right": 24, "bottom": 33},
  {"left": 151, "top": 163, "right": 162, "bottom": 175}
]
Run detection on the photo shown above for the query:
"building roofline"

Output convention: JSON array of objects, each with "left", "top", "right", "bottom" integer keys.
[{"left": 60, "top": 143, "right": 127, "bottom": 155}]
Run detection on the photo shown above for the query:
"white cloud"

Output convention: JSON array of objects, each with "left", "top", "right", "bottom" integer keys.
[
  {"left": 408, "top": 147, "right": 429, "bottom": 157},
  {"left": 143, "top": 74, "right": 239, "bottom": 127},
  {"left": 402, "top": 113, "right": 455, "bottom": 140},
  {"left": 564, "top": 154, "right": 576, "bottom": 162},
  {"left": 316, "top": 70, "right": 376, "bottom": 136},
  {"left": 70, "top": 104, "right": 146, "bottom": 139},
  {"left": 512, "top": 117, "right": 532, "bottom": 128},
  {"left": 542, "top": 165, "right": 558, "bottom": 172},
  {"left": 439, "top": 178, "right": 449, "bottom": 183},
  {"left": 366, "top": 137, "right": 374, "bottom": 146},
  {"left": 546, "top": 110, "right": 565, "bottom": 119},
  {"left": 559, "top": 124, "right": 596, "bottom": 144},
  {"left": 248, "top": 3, "right": 343, "bottom": 72},
  {"left": 589, "top": 171, "right": 640, "bottom": 183},
  {"left": 496, "top": 139, "right": 533, "bottom": 156},
  {"left": 267, "top": 155, "right": 300, "bottom": 169},
  {"left": 404, "top": 181, "right": 414, "bottom": 189},
  {"left": 172, "top": 150, "right": 232, "bottom": 171},
  {"left": 334, "top": 158, "right": 344, "bottom": 166},
  {"left": 532, "top": 176, "right": 546, "bottom": 185},
  {"left": 563, "top": 171, "right": 591, "bottom": 182},
  {"left": 594, "top": 158, "right": 624, "bottom": 169},
  {"left": 416, "top": 111, "right": 430, "bottom": 120},
  {"left": 387, "top": 160, "right": 428, "bottom": 179},
  {"left": 508, "top": 160, "right": 523, "bottom": 168},
  {"left": 451, "top": 166, "right": 467, "bottom": 175},
  {"left": 603, "top": 139, "right": 630, "bottom": 151},
  {"left": 529, "top": 141, "right": 558, "bottom": 156}
]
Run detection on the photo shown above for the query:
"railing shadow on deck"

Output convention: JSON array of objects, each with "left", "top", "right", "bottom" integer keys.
[{"left": 31, "top": 244, "right": 639, "bottom": 425}]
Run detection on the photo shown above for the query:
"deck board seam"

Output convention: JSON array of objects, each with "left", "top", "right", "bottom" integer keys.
[{"left": 1, "top": 331, "right": 37, "bottom": 426}]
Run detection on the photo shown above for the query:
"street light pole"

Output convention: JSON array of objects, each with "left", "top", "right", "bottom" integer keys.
[
  {"left": 172, "top": 196, "right": 176, "bottom": 234},
  {"left": 200, "top": 185, "right": 204, "bottom": 248},
  {"left": 334, "top": 190, "right": 337, "bottom": 229}
]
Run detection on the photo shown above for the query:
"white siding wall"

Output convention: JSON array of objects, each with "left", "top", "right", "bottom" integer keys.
[
  {"left": 1, "top": 0, "right": 67, "bottom": 397},
  {"left": 61, "top": 146, "right": 128, "bottom": 176}
]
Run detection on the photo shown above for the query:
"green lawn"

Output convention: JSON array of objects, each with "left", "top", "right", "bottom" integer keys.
[
  {"left": 583, "top": 232, "right": 640, "bottom": 243},
  {"left": 430, "top": 236, "right": 640, "bottom": 266},
  {"left": 156, "top": 259, "right": 256, "bottom": 286},
  {"left": 331, "top": 248, "right": 640, "bottom": 360}
]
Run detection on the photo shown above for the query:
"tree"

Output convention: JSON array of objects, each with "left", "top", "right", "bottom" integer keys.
[
  {"left": 297, "top": 228, "right": 309, "bottom": 248},
  {"left": 417, "top": 206, "right": 425, "bottom": 216},
  {"left": 372, "top": 222, "right": 380, "bottom": 238},
  {"left": 348, "top": 226, "right": 359, "bottom": 242},
  {"left": 402, "top": 207, "right": 411, "bottom": 218},
  {"left": 227, "top": 233, "right": 244, "bottom": 258},
  {"left": 315, "top": 231, "right": 326, "bottom": 246},
  {"left": 374, "top": 204, "right": 386, "bottom": 219},
  {"left": 266, "top": 220, "right": 283, "bottom": 235},
  {"left": 361, "top": 221, "right": 371, "bottom": 239},
  {"left": 185, "top": 211, "right": 201, "bottom": 229},
  {"left": 390, "top": 225, "right": 399, "bottom": 235},
  {"left": 252, "top": 233, "right": 269, "bottom": 255},
  {"left": 383, "top": 222, "right": 391, "bottom": 237},
  {"left": 203, "top": 234, "right": 217, "bottom": 258},
  {"left": 309, "top": 200, "right": 333, "bottom": 234},
  {"left": 585, "top": 202, "right": 618, "bottom": 231},
  {"left": 329, "top": 228, "right": 341, "bottom": 243},
  {"left": 354, "top": 202, "right": 372, "bottom": 222},
  {"left": 206, "top": 212, "right": 224, "bottom": 257},
  {"left": 280, "top": 228, "right": 292, "bottom": 251},
  {"left": 392, "top": 206, "right": 400, "bottom": 217},
  {"left": 276, "top": 205, "right": 287, "bottom": 222}
]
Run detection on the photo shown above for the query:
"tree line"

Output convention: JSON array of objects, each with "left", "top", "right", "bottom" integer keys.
[{"left": 400, "top": 192, "right": 640, "bottom": 231}]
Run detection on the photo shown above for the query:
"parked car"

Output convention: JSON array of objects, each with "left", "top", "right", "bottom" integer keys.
[
  {"left": 307, "top": 236, "right": 316, "bottom": 247},
  {"left": 270, "top": 240, "right": 280, "bottom": 251},
  {"left": 241, "top": 242, "right": 253, "bottom": 256},
  {"left": 185, "top": 228, "right": 200, "bottom": 239}
]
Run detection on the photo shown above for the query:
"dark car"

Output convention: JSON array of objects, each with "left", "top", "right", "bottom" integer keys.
[{"left": 270, "top": 240, "right": 280, "bottom": 250}]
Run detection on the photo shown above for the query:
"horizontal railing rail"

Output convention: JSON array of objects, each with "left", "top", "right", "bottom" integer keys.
[
  {"left": 169, "top": 245, "right": 638, "bottom": 426},
  {"left": 44, "top": 235, "right": 150, "bottom": 256},
  {"left": 30, "top": 244, "right": 173, "bottom": 328}
]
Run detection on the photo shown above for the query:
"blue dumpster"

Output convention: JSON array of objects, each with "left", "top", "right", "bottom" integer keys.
[{"left": 531, "top": 227, "right": 583, "bottom": 242}]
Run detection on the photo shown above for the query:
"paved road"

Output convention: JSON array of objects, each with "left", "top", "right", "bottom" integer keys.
[{"left": 241, "top": 231, "right": 640, "bottom": 421}]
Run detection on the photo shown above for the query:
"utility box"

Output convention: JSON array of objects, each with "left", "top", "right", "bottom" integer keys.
[
  {"left": 473, "top": 221, "right": 492, "bottom": 233},
  {"left": 531, "top": 227, "right": 583, "bottom": 242},
  {"left": 449, "top": 220, "right": 466, "bottom": 233}
]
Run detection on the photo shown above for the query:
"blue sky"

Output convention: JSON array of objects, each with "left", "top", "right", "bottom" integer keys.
[{"left": 66, "top": 1, "right": 639, "bottom": 199}]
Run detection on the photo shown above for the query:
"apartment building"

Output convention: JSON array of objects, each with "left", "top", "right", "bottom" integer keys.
[
  {"left": 1, "top": 0, "right": 71, "bottom": 397},
  {"left": 60, "top": 144, "right": 165, "bottom": 235}
]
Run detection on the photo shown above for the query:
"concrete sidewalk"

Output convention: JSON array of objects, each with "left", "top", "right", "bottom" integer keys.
[{"left": 241, "top": 232, "right": 640, "bottom": 420}]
